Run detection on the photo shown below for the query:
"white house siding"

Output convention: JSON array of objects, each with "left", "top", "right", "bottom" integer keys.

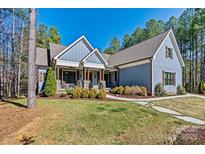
[
  {"left": 86, "top": 53, "right": 102, "bottom": 64},
  {"left": 152, "top": 35, "right": 182, "bottom": 94},
  {"left": 59, "top": 40, "right": 92, "bottom": 62}
]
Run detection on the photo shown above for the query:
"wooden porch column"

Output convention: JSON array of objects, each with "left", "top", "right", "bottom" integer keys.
[
  {"left": 57, "top": 66, "right": 59, "bottom": 80},
  {"left": 83, "top": 68, "right": 86, "bottom": 80},
  {"left": 87, "top": 69, "right": 90, "bottom": 81},
  {"left": 99, "top": 70, "right": 102, "bottom": 81},
  {"left": 102, "top": 70, "right": 104, "bottom": 81}
]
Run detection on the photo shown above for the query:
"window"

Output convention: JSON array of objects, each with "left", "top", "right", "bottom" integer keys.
[
  {"left": 163, "top": 71, "right": 175, "bottom": 85},
  {"left": 39, "top": 71, "right": 46, "bottom": 82},
  {"left": 166, "top": 47, "right": 173, "bottom": 59},
  {"left": 114, "top": 71, "right": 118, "bottom": 82}
]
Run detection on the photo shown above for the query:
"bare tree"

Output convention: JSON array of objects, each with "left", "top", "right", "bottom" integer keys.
[{"left": 27, "top": 8, "right": 36, "bottom": 109}]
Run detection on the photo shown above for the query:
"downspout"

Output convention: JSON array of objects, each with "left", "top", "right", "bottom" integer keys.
[{"left": 150, "top": 58, "right": 154, "bottom": 96}]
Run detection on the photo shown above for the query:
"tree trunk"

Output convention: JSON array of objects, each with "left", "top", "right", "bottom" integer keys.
[
  {"left": 17, "top": 21, "right": 24, "bottom": 97},
  {"left": 27, "top": 8, "right": 36, "bottom": 109},
  {"left": 11, "top": 8, "right": 16, "bottom": 97}
]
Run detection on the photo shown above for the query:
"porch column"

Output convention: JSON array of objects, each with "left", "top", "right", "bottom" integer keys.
[
  {"left": 99, "top": 70, "right": 102, "bottom": 81},
  {"left": 87, "top": 69, "right": 90, "bottom": 81},
  {"left": 102, "top": 70, "right": 104, "bottom": 81},
  {"left": 83, "top": 68, "right": 86, "bottom": 80},
  {"left": 57, "top": 66, "right": 59, "bottom": 80}
]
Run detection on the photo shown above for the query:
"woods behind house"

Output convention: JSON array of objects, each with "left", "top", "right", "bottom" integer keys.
[{"left": 0, "top": 8, "right": 204, "bottom": 98}]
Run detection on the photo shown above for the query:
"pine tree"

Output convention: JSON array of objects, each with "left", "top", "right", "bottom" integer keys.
[{"left": 44, "top": 66, "right": 56, "bottom": 96}]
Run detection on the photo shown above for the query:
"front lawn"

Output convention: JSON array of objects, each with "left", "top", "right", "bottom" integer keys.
[
  {"left": 152, "top": 97, "right": 205, "bottom": 121},
  {"left": 0, "top": 98, "right": 191, "bottom": 144}
]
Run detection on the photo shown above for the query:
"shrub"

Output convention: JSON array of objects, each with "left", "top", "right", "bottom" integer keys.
[
  {"left": 140, "top": 86, "right": 148, "bottom": 96},
  {"left": 111, "top": 86, "right": 124, "bottom": 94},
  {"left": 97, "top": 89, "right": 106, "bottom": 99},
  {"left": 168, "top": 126, "right": 205, "bottom": 145},
  {"left": 123, "top": 86, "right": 143, "bottom": 96},
  {"left": 60, "top": 92, "right": 67, "bottom": 97},
  {"left": 72, "top": 87, "right": 82, "bottom": 98},
  {"left": 128, "top": 86, "right": 143, "bottom": 96},
  {"left": 81, "top": 88, "right": 89, "bottom": 98},
  {"left": 89, "top": 89, "right": 97, "bottom": 98},
  {"left": 118, "top": 86, "right": 124, "bottom": 94},
  {"left": 177, "top": 85, "right": 186, "bottom": 95},
  {"left": 98, "top": 81, "right": 105, "bottom": 89},
  {"left": 154, "top": 83, "right": 167, "bottom": 96},
  {"left": 185, "top": 83, "right": 192, "bottom": 92},
  {"left": 44, "top": 67, "right": 57, "bottom": 96},
  {"left": 65, "top": 88, "right": 73, "bottom": 95},
  {"left": 198, "top": 81, "right": 205, "bottom": 94},
  {"left": 111, "top": 87, "right": 119, "bottom": 94}
]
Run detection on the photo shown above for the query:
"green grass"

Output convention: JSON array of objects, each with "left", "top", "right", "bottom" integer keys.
[
  {"left": 2, "top": 98, "right": 192, "bottom": 144},
  {"left": 152, "top": 96, "right": 205, "bottom": 121}
]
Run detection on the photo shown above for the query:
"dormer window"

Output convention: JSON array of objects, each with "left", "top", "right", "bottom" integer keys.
[{"left": 166, "top": 46, "right": 173, "bottom": 59}]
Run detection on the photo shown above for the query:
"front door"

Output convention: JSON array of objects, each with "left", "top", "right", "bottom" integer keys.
[
  {"left": 63, "top": 71, "right": 76, "bottom": 83},
  {"left": 104, "top": 74, "right": 109, "bottom": 87},
  {"left": 89, "top": 72, "right": 93, "bottom": 83}
]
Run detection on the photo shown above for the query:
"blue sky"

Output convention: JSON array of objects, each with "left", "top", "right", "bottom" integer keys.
[{"left": 38, "top": 8, "right": 185, "bottom": 51}]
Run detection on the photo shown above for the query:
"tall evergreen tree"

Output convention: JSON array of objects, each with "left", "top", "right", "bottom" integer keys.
[{"left": 104, "top": 37, "right": 120, "bottom": 54}]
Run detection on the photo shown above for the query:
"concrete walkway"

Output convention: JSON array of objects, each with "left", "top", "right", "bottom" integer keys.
[
  {"left": 107, "top": 93, "right": 205, "bottom": 102},
  {"left": 106, "top": 94, "right": 205, "bottom": 125}
]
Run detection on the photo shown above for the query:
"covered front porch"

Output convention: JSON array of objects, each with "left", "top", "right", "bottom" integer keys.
[{"left": 56, "top": 66, "right": 106, "bottom": 90}]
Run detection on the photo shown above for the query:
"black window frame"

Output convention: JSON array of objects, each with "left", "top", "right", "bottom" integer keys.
[
  {"left": 164, "top": 72, "right": 175, "bottom": 85},
  {"left": 166, "top": 47, "right": 173, "bottom": 59}
]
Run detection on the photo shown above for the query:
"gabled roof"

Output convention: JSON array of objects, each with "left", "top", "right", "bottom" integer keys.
[
  {"left": 54, "top": 35, "right": 94, "bottom": 60},
  {"left": 108, "top": 30, "right": 171, "bottom": 66},
  {"left": 36, "top": 47, "right": 49, "bottom": 67},
  {"left": 49, "top": 43, "right": 67, "bottom": 59},
  {"left": 81, "top": 49, "right": 108, "bottom": 65},
  {"left": 102, "top": 53, "right": 110, "bottom": 62}
]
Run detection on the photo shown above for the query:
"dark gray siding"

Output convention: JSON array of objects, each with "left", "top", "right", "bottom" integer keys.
[{"left": 119, "top": 63, "right": 151, "bottom": 91}]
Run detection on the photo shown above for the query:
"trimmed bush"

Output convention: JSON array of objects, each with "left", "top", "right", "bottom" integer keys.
[
  {"left": 89, "top": 89, "right": 97, "bottom": 98},
  {"left": 123, "top": 86, "right": 143, "bottom": 96},
  {"left": 198, "top": 81, "right": 205, "bottom": 94},
  {"left": 111, "top": 86, "right": 124, "bottom": 94},
  {"left": 65, "top": 88, "right": 73, "bottom": 95},
  {"left": 154, "top": 83, "right": 167, "bottom": 97},
  {"left": 98, "top": 81, "right": 105, "bottom": 89},
  {"left": 72, "top": 87, "right": 82, "bottom": 98},
  {"left": 81, "top": 88, "right": 89, "bottom": 98},
  {"left": 177, "top": 85, "right": 186, "bottom": 95},
  {"left": 140, "top": 86, "right": 148, "bottom": 96},
  {"left": 118, "top": 86, "right": 124, "bottom": 94},
  {"left": 97, "top": 89, "right": 107, "bottom": 99},
  {"left": 111, "top": 87, "right": 119, "bottom": 94},
  {"left": 44, "top": 67, "right": 57, "bottom": 96},
  {"left": 60, "top": 92, "right": 67, "bottom": 97}
]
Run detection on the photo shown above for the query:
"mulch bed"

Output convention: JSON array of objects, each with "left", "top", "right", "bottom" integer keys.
[
  {"left": 108, "top": 93, "right": 156, "bottom": 99},
  {"left": 36, "top": 95, "right": 121, "bottom": 102}
]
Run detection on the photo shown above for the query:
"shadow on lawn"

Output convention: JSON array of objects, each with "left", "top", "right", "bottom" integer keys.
[{"left": 1, "top": 98, "right": 27, "bottom": 108}]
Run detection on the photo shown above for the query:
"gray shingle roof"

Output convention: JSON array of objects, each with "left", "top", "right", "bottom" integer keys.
[
  {"left": 108, "top": 30, "right": 170, "bottom": 66},
  {"left": 36, "top": 47, "right": 49, "bottom": 66},
  {"left": 102, "top": 53, "right": 110, "bottom": 62},
  {"left": 49, "top": 43, "right": 67, "bottom": 59}
]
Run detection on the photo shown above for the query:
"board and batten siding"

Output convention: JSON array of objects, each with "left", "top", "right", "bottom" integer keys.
[
  {"left": 152, "top": 35, "right": 182, "bottom": 94},
  {"left": 118, "top": 63, "right": 152, "bottom": 91},
  {"left": 58, "top": 40, "right": 103, "bottom": 65},
  {"left": 59, "top": 40, "right": 92, "bottom": 62}
]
